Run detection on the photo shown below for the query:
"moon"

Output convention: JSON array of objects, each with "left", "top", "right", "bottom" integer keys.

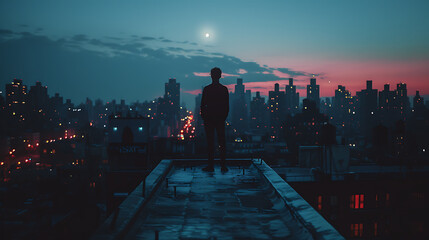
[{"left": 205, "top": 33, "right": 210, "bottom": 38}]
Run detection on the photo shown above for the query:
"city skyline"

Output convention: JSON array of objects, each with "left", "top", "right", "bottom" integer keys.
[
  {"left": 1, "top": 1, "right": 429, "bottom": 109},
  {"left": 2, "top": 2, "right": 429, "bottom": 239}
]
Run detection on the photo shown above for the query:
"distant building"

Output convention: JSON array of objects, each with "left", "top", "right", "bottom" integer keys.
[
  {"left": 231, "top": 78, "right": 248, "bottom": 133},
  {"left": 250, "top": 91, "right": 268, "bottom": 129},
  {"left": 394, "top": 83, "right": 409, "bottom": 121},
  {"left": 378, "top": 84, "right": 395, "bottom": 127},
  {"left": 356, "top": 80, "right": 378, "bottom": 139},
  {"left": 269, "top": 83, "right": 286, "bottom": 139},
  {"left": 158, "top": 78, "right": 180, "bottom": 136},
  {"left": 27, "top": 82, "right": 49, "bottom": 130},
  {"left": 5, "top": 79, "right": 27, "bottom": 130},
  {"left": 165, "top": 78, "right": 180, "bottom": 114},
  {"left": 333, "top": 85, "right": 356, "bottom": 132},
  {"left": 307, "top": 77, "right": 320, "bottom": 108},
  {"left": 413, "top": 91, "right": 424, "bottom": 110},
  {"left": 285, "top": 78, "right": 299, "bottom": 115},
  {"left": 284, "top": 99, "right": 329, "bottom": 152}
]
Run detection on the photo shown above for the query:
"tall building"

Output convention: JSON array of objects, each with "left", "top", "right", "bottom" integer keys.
[
  {"left": 269, "top": 83, "right": 286, "bottom": 139},
  {"left": 307, "top": 77, "right": 320, "bottom": 108},
  {"left": 333, "top": 85, "right": 355, "bottom": 130},
  {"left": 356, "top": 80, "right": 378, "bottom": 139},
  {"left": 162, "top": 78, "right": 180, "bottom": 135},
  {"left": 379, "top": 84, "right": 395, "bottom": 127},
  {"left": 165, "top": 78, "right": 180, "bottom": 114},
  {"left": 231, "top": 78, "right": 248, "bottom": 133},
  {"left": 5, "top": 79, "right": 27, "bottom": 128},
  {"left": 27, "top": 81, "right": 50, "bottom": 130},
  {"left": 285, "top": 78, "right": 299, "bottom": 115},
  {"left": 394, "top": 83, "right": 409, "bottom": 121},
  {"left": 413, "top": 91, "right": 424, "bottom": 110},
  {"left": 27, "top": 82, "right": 49, "bottom": 113},
  {"left": 250, "top": 91, "right": 268, "bottom": 129}
]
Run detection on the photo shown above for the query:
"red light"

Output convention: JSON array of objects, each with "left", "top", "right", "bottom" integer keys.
[
  {"left": 317, "top": 195, "right": 322, "bottom": 211},
  {"left": 0, "top": 162, "right": 4, "bottom": 165}
]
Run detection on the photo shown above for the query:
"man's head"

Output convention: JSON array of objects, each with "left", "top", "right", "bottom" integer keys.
[{"left": 210, "top": 67, "right": 222, "bottom": 81}]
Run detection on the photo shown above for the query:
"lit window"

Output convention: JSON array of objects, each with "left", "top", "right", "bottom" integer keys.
[
  {"left": 317, "top": 195, "right": 322, "bottom": 211},
  {"left": 350, "top": 223, "right": 363, "bottom": 237},
  {"left": 113, "top": 127, "right": 118, "bottom": 131},
  {"left": 139, "top": 127, "right": 143, "bottom": 131},
  {"left": 350, "top": 194, "right": 364, "bottom": 209}
]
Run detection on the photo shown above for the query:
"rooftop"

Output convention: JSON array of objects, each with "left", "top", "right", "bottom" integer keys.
[{"left": 92, "top": 159, "right": 344, "bottom": 240}]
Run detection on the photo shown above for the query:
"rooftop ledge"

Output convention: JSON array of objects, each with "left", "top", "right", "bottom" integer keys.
[{"left": 91, "top": 159, "right": 344, "bottom": 240}]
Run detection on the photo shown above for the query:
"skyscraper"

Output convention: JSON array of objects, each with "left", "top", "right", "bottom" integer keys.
[
  {"left": 250, "top": 91, "right": 268, "bottom": 129},
  {"left": 164, "top": 78, "right": 180, "bottom": 135},
  {"left": 307, "top": 77, "right": 320, "bottom": 108},
  {"left": 333, "top": 85, "right": 355, "bottom": 130},
  {"left": 413, "top": 91, "right": 424, "bottom": 111},
  {"left": 394, "top": 83, "right": 409, "bottom": 121},
  {"left": 165, "top": 78, "right": 180, "bottom": 114},
  {"left": 27, "top": 81, "right": 50, "bottom": 130},
  {"left": 379, "top": 84, "right": 395, "bottom": 127},
  {"left": 28, "top": 81, "right": 49, "bottom": 112},
  {"left": 5, "top": 79, "right": 27, "bottom": 128},
  {"left": 285, "top": 78, "right": 299, "bottom": 115},
  {"left": 269, "top": 83, "right": 286, "bottom": 139},
  {"left": 232, "top": 78, "right": 248, "bottom": 132},
  {"left": 356, "top": 80, "right": 378, "bottom": 139}
]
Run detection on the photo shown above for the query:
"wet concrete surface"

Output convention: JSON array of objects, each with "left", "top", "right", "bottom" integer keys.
[{"left": 124, "top": 164, "right": 312, "bottom": 240}]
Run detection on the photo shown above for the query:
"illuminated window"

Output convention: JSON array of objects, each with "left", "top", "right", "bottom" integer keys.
[
  {"left": 350, "top": 194, "right": 364, "bottom": 209},
  {"left": 350, "top": 223, "right": 363, "bottom": 237},
  {"left": 113, "top": 127, "right": 118, "bottom": 131},
  {"left": 139, "top": 127, "right": 143, "bottom": 131},
  {"left": 317, "top": 195, "right": 322, "bottom": 211}
]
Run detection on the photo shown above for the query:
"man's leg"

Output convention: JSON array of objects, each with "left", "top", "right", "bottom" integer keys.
[
  {"left": 203, "top": 121, "right": 215, "bottom": 171},
  {"left": 216, "top": 121, "right": 228, "bottom": 172}
]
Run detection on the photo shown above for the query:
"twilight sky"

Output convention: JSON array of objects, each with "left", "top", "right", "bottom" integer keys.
[{"left": 1, "top": 0, "right": 429, "bottom": 109}]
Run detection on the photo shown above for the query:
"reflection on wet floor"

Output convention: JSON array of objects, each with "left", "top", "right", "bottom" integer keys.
[{"left": 125, "top": 165, "right": 312, "bottom": 240}]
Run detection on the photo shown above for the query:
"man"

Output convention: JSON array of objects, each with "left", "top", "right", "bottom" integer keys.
[{"left": 200, "top": 67, "right": 229, "bottom": 172}]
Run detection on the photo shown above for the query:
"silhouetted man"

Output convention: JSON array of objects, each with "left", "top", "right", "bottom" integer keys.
[{"left": 201, "top": 67, "right": 229, "bottom": 172}]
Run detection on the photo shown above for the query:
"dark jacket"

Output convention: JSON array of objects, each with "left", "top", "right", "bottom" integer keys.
[{"left": 200, "top": 82, "right": 229, "bottom": 122}]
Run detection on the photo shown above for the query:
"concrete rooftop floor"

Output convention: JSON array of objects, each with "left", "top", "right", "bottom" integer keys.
[{"left": 124, "top": 164, "right": 312, "bottom": 240}]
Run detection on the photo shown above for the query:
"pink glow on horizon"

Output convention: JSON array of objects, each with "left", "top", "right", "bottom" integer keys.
[
  {"left": 193, "top": 72, "right": 240, "bottom": 77},
  {"left": 184, "top": 89, "right": 202, "bottom": 95},
  {"left": 257, "top": 58, "right": 429, "bottom": 97},
  {"left": 187, "top": 58, "right": 429, "bottom": 98}
]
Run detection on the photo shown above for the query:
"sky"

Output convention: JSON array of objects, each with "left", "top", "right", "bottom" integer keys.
[{"left": 1, "top": 0, "right": 429, "bottom": 109}]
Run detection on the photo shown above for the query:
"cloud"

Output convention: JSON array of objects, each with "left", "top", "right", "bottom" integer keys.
[
  {"left": 72, "top": 34, "right": 88, "bottom": 42},
  {"left": 0, "top": 29, "right": 14, "bottom": 35},
  {"left": 238, "top": 69, "right": 247, "bottom": 74},
  {"left": 0, "top": 29, "right": 319, "bottom": 109},
  {"left": 141, "top": 36, "right": 156, "bottom": 41}
]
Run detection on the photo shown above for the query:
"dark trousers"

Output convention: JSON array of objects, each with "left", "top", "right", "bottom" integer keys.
[{"left": 204, "top": 121, "right": 226, "bottom": 166}]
